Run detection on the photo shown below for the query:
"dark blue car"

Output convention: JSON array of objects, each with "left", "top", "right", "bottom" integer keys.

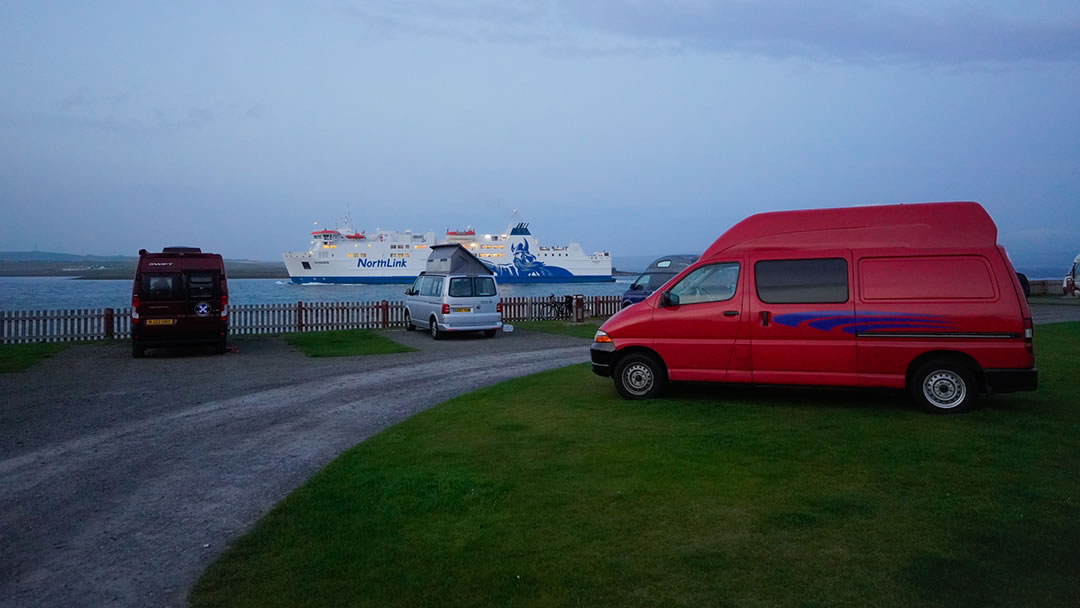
[{"left": 620, "top": 254, "right": 699, "bottom": 309}]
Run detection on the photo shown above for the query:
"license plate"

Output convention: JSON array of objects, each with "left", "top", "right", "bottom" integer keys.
[
  {"left": 453, "top": 307, "right": 471, "bottom": 313},
  {"left": 145, "top": 319, "right": 176, "bottom": 326}
]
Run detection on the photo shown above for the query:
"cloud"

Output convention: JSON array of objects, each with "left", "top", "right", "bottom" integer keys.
[{"left": 330, "top": 0, "right": 1080, "bottom": 65}]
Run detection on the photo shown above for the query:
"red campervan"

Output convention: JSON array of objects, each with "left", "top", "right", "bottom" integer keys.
[
  {"left": 131, "top": 247, "right": 229, "bottom": 358},
  {"left": 591, "top": 202, "right": 1037, "bottom": 413}
]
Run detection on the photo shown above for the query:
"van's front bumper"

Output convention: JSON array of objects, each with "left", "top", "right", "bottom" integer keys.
[
  {"left": 591, "top": 342, "right": 616, "bottom": 377},
  {"left": 984, "top": 368, "right": 1038, "bottom": 393}
]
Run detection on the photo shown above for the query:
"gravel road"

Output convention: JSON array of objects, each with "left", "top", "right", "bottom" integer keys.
[{"left": 0, "top": 328, "right": 591, "bottom": 608}]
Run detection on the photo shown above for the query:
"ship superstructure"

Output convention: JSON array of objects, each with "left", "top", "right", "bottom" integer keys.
[{"left": 282, "top": 215, "right": 613, "bottom": 284}]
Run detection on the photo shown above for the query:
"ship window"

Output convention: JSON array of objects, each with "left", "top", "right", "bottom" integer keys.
[{"left": 302, "top": 261, "right": 311, "bottom": 270}]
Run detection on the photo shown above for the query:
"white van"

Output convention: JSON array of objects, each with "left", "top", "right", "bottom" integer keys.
[
  {"left": 404, "top": 244, "right": 502, "bottom": 339},
  {"left": 1065, "top": 253, "right": 1080, "bottom": 296}
]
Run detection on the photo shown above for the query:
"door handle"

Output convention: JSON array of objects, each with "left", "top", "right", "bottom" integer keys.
[
  {"left": 760, "top": 311, "right": 770, "bottom": 327},
  {"left": 723, "top": 310, "right": 739, "bottom": 317}
]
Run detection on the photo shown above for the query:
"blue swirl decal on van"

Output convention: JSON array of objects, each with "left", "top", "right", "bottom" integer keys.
[{"left": 772, "top": 311, "right": 953, "bottom": 334}]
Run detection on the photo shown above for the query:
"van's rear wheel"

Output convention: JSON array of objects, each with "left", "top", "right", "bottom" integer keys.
[
  {"left": 430, "top": 317, "right": 442, "bottom": 340},
  {"left": 910, "top": 359, "right": 977, "bottom": 413},
  {"left": 404, "top": 311, "right": 416, "bottom": 331},
  {"left": 483, "top": 329, "right": 497, "bottom": 338},
  {"left": 613, "top": 353, "right": 666, "bottom": 400},
  {"left": 215, "top": 339, "right": 227, "bottom": 355},
  {"left": 132, "top": 341, "right": 145, "bottom": 358}
]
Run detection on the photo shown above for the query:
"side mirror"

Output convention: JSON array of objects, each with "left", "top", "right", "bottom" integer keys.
[
  {"left": 630, "top": 283, "right": 643, "bottom": 291},
  {"left": 404, "top": 289, "right": 414, "bottom": 296},
  {"left": 660, "top": 291, "right": 678, "bottom": 307}
]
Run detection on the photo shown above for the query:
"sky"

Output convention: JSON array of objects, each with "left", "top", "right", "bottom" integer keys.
[{"left": 1, "top": 0, "right": 1078, "bottom": 270}]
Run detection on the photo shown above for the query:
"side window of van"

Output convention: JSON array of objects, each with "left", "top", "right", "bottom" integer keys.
[
  {"left": 474, "top": 277, "right": 497, "bottom": 297},
  {"left": 755, "top": 258, "right": 848, "bottom": 303},
  {"left": 419, "top": 278, "right": 440, "bottom": 298},
  {"left": 669, "top": 263, "right": 740, "bottom": 305},
  {"left": 420, "top": 277, "right": 436, "bottom": 297},
  {"left": 143, "top": 274, "right": 180, "bottom": 300},
  {"left": 410, "top": 277, "right": 423, "bottom": 295}
]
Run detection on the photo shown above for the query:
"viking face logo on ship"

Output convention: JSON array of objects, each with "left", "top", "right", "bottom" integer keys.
[{"left": 511, "top": 241, "right": 545, "bottom": 273}]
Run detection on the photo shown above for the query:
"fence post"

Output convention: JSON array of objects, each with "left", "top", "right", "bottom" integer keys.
[
  {"left": 380, "top": 300, "right": 389, "bottom": 329},
  {"left": 296, "top": 301, "right": 304, "bottom": 333},
  {"left": 574, "top": 295, "right": 584, "bottom": 323},
  {"left": 104, "top": 308, "right": 114, "bottom": 340}
]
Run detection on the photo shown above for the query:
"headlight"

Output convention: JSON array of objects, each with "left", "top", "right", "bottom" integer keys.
[{"left": 594, "top": 330, "right": 612, "bottom": 343}]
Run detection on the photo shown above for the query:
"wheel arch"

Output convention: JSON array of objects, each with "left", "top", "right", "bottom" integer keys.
[
  {"left": 905, "top": 350, "right": 985, "bottom": 392},
  {"left": 613, "top": 345, "right": 667, "bottom": 376}
]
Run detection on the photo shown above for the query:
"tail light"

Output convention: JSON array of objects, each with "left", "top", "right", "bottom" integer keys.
[
  {"left": 442, "top": 303, "right": 451, "bottom": 315},
  {"left": 221, "top": 294, "right": 229, "bottom": 320},
  {"left": 1023, "top": 317, "right": 1033, "bottom": 355},
  {"left": 131, "top": 293, "right": 140, "bottom": 322},
  {"left": 496, "top": 301, "right": 502, "bottom": 314}
]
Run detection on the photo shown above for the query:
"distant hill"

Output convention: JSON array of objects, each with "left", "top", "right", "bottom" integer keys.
[
  {"left": 0, "top": 251, "right": 287, "bottom": 279},
  {"left": 0, "top": 251, "right": 134, "bottom": 262}
]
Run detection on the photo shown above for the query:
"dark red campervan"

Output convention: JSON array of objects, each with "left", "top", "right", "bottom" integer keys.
[
  {"left": 591, "top": 202, "right": 1037, "bottom": 413},
  {"left": 131, "top": 247, "right": 228, "bottom": 358}
]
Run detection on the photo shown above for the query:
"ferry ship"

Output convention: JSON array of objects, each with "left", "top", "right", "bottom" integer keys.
[{"left": 282, "top": 214, "right": 613, "bottom": 284}]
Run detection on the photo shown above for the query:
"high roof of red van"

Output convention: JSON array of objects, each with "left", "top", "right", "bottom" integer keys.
[
  {"left": 137, "top": 251, "right": 225, "bottom": 273},
  {"left": 701, "top": 201, "right": 996, "bottom": 259}
]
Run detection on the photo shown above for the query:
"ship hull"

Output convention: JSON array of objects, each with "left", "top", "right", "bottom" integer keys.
[{"left": 288, "top": 274, "right": 615, "bottom": 284}]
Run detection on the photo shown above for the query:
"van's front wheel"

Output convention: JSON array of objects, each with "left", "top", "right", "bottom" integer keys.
[
  {"left": 404, "top": 311, "right": 416, "bottom": 331},
  {"left": 910, "top": 359, "right": 977, "bottom": 413},
  {"left": 613, "top": 353, "right": 666, "bottom": 400}
]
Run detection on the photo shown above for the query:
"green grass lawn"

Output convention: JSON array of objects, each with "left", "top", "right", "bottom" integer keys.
[
  {"left": 0, "top": 342, "right": 70, "bottom": 372},
  {"left": 284, "top": 329, "right": 415, "bottom": 357},
  {"left": 514, "top": 319, "right": 603, "bottom": 339},
  {"left": 192, "top": 323, "right": 1080, "bottom": 608}
]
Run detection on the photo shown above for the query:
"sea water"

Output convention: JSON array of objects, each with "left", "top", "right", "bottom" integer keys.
[{"left": 0, "top": 276, "right": 631, "bottom": 311}]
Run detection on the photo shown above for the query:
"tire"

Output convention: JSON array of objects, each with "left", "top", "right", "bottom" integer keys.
[
  {"left": 132, "top": 341, "right": 145, "bottom": 358},
  {"left": 621, "top": 301, "right": 633, "bottom": 309},
  {"left": 215, "top": 339, "right": 227, "bottom": 355},
  {"left": 404, "top": 311, "right": 416, "bottom": 331},
  {"left": 909, "top": 359, "right": 978, "bottom": 413},
  {"left": 430, "top": 317, "right": 442, "bottom": 340},
  {"left": 613, "top": 353, "right": 666, "bottom": 400},
  {"left": 483, "top": 329, "right": 497, "bottom": 338}
]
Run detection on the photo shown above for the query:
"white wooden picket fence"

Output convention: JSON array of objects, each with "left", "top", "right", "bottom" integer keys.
[{"left": 0, "top": 295, "right": 622, "bottom": 344}]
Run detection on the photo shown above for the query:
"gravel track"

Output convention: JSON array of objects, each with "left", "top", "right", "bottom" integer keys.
[{"left": 0, "top": 329, "right": 591, "bottom": 608}]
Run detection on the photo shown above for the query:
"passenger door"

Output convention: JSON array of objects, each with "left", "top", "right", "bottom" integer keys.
[
  {"left": 749, "top": 252, "right": 857, "bottom": 386},
  {"left": 651, "top": 261, "right": 746, "bottom": 382},
  {"left": 406, "top": 276, "right": 423, "bottom": 324}
]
